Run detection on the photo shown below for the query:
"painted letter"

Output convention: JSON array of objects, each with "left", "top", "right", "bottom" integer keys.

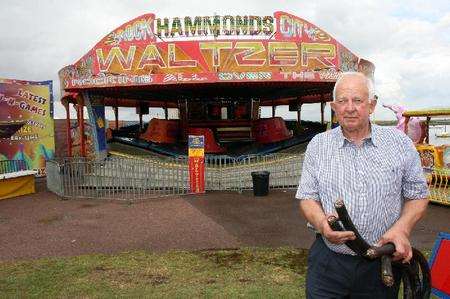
[
  {"left": 234, "top": 42, "right": 266, "bottom": 66},
  {"left": 268, "top": 42, "right": 298, "bottom": 66},
  {"left": 96, "top": 46, "right": 136, "bottom": 72},
  {"left": 168, "top": 44, "right": 197, "bottom": 68},
  {"left": 301, "top": 43, "right": 336, "bottom": 68},
  {"left": 138, "top": 44, "right": 166, "bottom": 69},
  {"left": 200, "top": 42, "right": 233, "bottom": 67}
]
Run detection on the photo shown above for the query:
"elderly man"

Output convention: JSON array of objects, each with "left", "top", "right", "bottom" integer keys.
[{"left": 296, "top": 72, "right": 429, "bottom": 298}]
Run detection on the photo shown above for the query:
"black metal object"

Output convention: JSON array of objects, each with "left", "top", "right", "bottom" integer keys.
[
  {"left": 327, "top": 199, "right": 431, "bottom": 299},
  {"left": 334, "top": 199, "right": 371, "bottom": 255},
  {"left": 327, "top": 215, "right": 367, "bottom": 256}
]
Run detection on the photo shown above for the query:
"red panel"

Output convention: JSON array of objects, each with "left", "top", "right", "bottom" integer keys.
[
  {"left": 140, "top": 119, "right": 179, "bottom": 144},
  {"left": 189, "top": 157, "right": 205, "bottom": 193},
  {"left": 188, "top": 127, "right": 225, "bottom": 154},
  {"left": 431, "top": 240, "right": 450, "bottom": 294},
  {"left": 253, "top": 117, "right": 292, "bottom": 144}
]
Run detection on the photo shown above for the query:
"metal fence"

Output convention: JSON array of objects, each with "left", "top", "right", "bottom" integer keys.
[
  {"left": 46, "top": 156, "right": 190, "bottom": 200},
  {"left": 45, "top": 153, "right": 450, "bottom": 205},
  {"left": 0, "top": 160, "right": 27, "bottom": 174},
  {"left": 46, "top": 153, "right": 304, "bottom": 200},
  {"left": 427, "top": 167, "right": 450, "bottom": 206}
]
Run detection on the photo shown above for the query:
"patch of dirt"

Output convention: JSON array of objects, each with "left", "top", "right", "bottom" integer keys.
[
  {"left": 283, "top": 250, "right": 308, "bottom": 275},
  {"left": 0, "top": 215, "right": 8, "bottom": 224},
  {"left": 238, "top": 277, "right": 254, "bottom": 283},
  {"left": 198, "top": 249, "right": 243, "bottom": 267},
  {"left": 37, "top": 214, "right": 64, "bottom": 224},
  {"left": 79, "top": 203, "right": 100, "bottom": 209},
  {"left": 205, "top": 278, "right": 217, "bottom": 284},
  {"left": 145, "top": 273, "right": 169, "bottom": 286}
]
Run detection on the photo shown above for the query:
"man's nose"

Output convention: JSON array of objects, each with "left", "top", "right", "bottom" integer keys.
[{"left": 344, "top": 101, "right": 356, "bottom": 111}]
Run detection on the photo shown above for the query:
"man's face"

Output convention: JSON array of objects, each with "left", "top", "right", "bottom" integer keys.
[{"left": 330, "top": 75, "right": 377, "bottom": 133}]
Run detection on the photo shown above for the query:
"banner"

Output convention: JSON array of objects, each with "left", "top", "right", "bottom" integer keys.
[
  {"left": 59, "top": 11, "right": 374, "bottom": 90},
  {"left": 0, "top": 78, "right": 54, "bottom": 176},
  {"left": 188, "top": 135, "right": 205, "bottom": 193},
  {"left": 83, "top": 92, "right": 107, "bottom": 159}
]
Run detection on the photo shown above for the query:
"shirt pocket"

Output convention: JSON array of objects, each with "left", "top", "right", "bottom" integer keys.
[{"left": 373, "top": 165, "right": 403, "bottom": 196}]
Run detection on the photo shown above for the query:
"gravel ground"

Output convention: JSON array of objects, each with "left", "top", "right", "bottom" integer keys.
[{"left": 0, "top": 179, "right": 448, "bottom": 261}]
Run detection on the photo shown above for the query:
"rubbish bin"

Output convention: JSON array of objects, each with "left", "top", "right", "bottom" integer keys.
[{"left": 251, "top": 171, "right": 270, "bottom": 196}]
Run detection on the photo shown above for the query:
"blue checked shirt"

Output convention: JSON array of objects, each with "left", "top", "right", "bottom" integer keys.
[{"left": 296, "top": 124, "right": 429, "bottom": 255}]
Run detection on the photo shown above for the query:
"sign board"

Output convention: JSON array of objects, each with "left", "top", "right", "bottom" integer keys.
[
  {"left": 429, "top": 232, "right": 450, "bottom": 298},
  {"left": 188, "top": 135, "right": 205, "bottom": 193},
  {"left": 59, "top": 11, "right": 375, "bottom": 90},
  {"left": 0, "top": 78, "right": 54, "bottom": 176}
]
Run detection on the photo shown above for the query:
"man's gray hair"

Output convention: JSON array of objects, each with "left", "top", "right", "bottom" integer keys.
[{"left": 332, "top": 71, "right": 376, "bottom": 101}]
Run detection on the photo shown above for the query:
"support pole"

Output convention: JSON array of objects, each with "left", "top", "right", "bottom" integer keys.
[
  {"left": 272, "top": 100, "right": 276, "bottom": 117},
  {"left": 164, "top": 101, "right": 168, "bottom": 120},
  {"left": 321, "top": 102, "right": 326, "bottom": 125},
  {"left": 64, "top": 101, "right": 72, "bottom": 157},
  {"left": 178, "top": 99, "right": 188, "bottom": 141},
  {"left": 114, "top": 106, "right": 119, "bottom": 129},
  {"left": 78, "top": 99, "right": 86, "bottom": 157},
  {"left": 297, "top": 103, "right": 302, "bottom": 124}
]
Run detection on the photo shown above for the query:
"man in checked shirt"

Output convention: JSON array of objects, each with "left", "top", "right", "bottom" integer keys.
[{"left": 296, "top": 72, "right": 429, "bottom": 298}]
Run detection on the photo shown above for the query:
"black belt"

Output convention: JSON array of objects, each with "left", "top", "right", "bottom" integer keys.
[{"left": 327, "top": 199, "right": 431, "bottom": 299}]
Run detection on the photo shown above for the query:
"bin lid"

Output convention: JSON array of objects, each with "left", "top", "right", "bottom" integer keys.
[{"left": 251, "top": 171, "right": 270, "bottom": 176}]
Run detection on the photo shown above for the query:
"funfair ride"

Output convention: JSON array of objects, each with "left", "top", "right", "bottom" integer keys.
[
  {"left": 59, "top": 11, "right": 375, "bottom": 158},
  {"left": 402, "top": 108, "right": 450, "bottom": 206}
]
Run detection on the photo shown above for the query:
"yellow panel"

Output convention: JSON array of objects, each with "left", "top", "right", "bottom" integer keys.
[
  {"left": 0, "top": 175, "right": 35, "bottom": 200},
  {"left": 416, "top": 144, "right": 442, "bottom": 168},
  {"left": 428, "top": 168, "right": 450, "bottom": 206},
  {"left": 188, "top": 148, "right": 204, "bottom": 157},
  {"left": 403, "top": 108, "right": 450, "bottom": 117}
]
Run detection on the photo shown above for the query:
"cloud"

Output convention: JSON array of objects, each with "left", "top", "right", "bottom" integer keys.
[{"left": 0, "top": 0, "right": 449, "bottom": 122}]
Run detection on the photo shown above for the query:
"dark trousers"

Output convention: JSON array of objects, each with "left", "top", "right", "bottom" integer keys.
[{"left": 306, "top": 236, "right": 401, "bottom": 299}]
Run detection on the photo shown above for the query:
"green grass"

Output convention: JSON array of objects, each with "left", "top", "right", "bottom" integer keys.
[{"left": 0, "top": 247, "right": 308, "bottom": 298}]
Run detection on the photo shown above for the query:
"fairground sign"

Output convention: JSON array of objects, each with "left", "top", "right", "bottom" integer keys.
[
  {"left": 188, "top": 135, "right": 205, "bottom": 194},
  {"left": 0, "top": 78, "right": 55, "bottom": 176},
  {"left": 60, "top": 11, "right": 374, "bottom": 90}
]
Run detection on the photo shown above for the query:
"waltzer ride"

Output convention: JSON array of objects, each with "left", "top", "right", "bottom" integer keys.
[
  {"left": 58, "top": 11, "right": 374, "bottom": 159},
  {"left": 48, "top": 11, "right": 375, "bottom": 200}
]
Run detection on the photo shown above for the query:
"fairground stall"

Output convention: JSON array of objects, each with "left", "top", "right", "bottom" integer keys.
[
  {"left": 403, "top": 108, "right": 450, "bottom": 206},
  {"left": 49, "top": 11, "right": 375, "bottom": 200},
  {"left": 0, "top": 78, "right": 54, "bottom": 199}
]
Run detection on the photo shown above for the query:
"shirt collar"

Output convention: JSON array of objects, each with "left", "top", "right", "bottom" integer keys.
[{"left": 334, "top": 122, "right": 379, "bottom": 148}]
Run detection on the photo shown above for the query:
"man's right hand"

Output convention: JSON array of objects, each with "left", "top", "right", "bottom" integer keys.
[{"left": 320, "top": 215, "right": 356, "bottom": 245}]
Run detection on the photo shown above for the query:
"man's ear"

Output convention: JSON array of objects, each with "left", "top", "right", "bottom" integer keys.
[{"left": 369, "top": 99, "right": 377, "bottom": 114}]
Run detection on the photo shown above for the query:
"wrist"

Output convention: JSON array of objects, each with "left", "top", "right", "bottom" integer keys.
[
  {"left": 316, "top": 216, "right": 327, "bottom": 234},
  {"left": 391, "top": 223, "right": 411, "bottom": 238}
]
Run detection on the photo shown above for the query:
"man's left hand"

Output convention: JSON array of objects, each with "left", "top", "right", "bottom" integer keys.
[{"left": 376, "top": 228, "right": 412, "bottom": 263}]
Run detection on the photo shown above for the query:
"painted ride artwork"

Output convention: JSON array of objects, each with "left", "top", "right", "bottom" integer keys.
[
  {"left": 401, "top": 108, "right": 450, "bottom": 206},
  {"left": 58, "top": 11, "right": 375, "bottom": 159}
]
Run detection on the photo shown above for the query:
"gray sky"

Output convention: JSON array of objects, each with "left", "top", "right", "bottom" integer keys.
[{"left": 1, "top": 0, "right": 449, "bottom": 121}]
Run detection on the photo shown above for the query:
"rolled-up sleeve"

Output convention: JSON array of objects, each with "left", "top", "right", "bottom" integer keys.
[
  {"left": 402, "top": 138, "right": 430, "bottom": 200},
  {"left": 296, "top": 138, "right": 320, "bottom": 201}
]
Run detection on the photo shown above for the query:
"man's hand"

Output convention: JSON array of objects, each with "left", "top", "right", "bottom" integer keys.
[
  {"left": 320, "top": 214, "right": 356, "bottom": 245},
  {"left": 377, "top": 227, "right": 412, "bottom": 263}
]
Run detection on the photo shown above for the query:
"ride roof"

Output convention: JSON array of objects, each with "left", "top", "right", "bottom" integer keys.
[{"left": 59, "top": 11, "right": 374, "bottom": 106}]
